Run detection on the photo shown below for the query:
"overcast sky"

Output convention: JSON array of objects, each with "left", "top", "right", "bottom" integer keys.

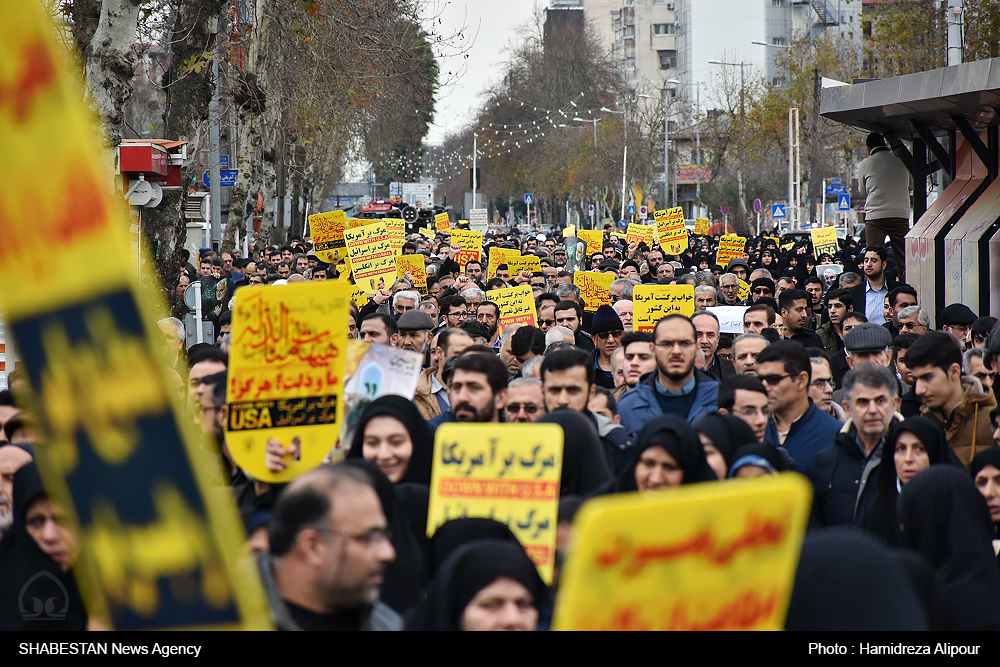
[{"left": 421, "top": 0, "right": 542, "bottom": 144}]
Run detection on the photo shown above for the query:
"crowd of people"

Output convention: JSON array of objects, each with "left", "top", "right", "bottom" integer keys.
[{"left": 2, "top": 217, "right": 1000, "bottom": 632}]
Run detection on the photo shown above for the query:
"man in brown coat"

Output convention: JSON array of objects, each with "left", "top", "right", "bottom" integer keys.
[
  {"left": 906, "top": 331, "right": 997, "bottom": 467},
  {"left": 413, "top": 328, "right": 473, "bottom": 420}
]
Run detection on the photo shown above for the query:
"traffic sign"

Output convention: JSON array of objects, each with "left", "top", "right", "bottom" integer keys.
[
  {"left": 639, "top": 205, "right": 647, "bottom": 216},
  {"left": 203, "top": 170, "right": 239, "bottom": 187},
  {"left": 771, "top": 203, "right": 786, "bottom": 219},
  {"left": 588, "top": 204, "right": 595, "bottom": 213},
  {"left": 838, "top": 194, "right": 851, "bottom": 211},
  {"left": 830, "top": 177, "right": 841, "bottom": 184},
  {"left": 628, "top": 205, "right": 636, "bottom": 216},
  {"left": 525, "top": 193, "right": 533, "bottom": 205},
  {"left": 220, "top": 155, "right": 229, "bottom": 167},
  {"left": 825, "top": 184, "right": 847, "bottom": 195},
  {"left": 618, "top": 219, "right": 627, "bottom": 230},
  {"left": 720, "top": 205, "right": 729, "bottom": 217},
  {"left": 753, "top": 198, "right": 761, "bottom": 213}
]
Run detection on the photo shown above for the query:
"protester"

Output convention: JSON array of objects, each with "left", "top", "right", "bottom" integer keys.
[
  {"left": 590, "top": 305, "right": 624, "bottom": 389},
  {"left": 414, "top": 328, "right": 473, "bottom": 420},
  {"left": 346, "top": 396, "right": 433, "bottom": 485},
  {"left": 728, "top": 443, "right": 793, "bottom": 478},
  {"left": 970, "top": 448, "right": 1000, "bottom": 544},
  {"left": 504, "top": 378, "right": 546, "bottom": 423},
  {"left": 537, "top": 409, "right": 612, "bottom": 496},
  {"left": 717, "top": 375, "right": 770, "bottom": 442},
  {"left": 430, "top": 353, "right": 509, "bottom": 430},
  {"left": 0, "top": 444, "right": 32, "bottom": 538},
  {"left": 692, "top": 310, "right": 736, "bottom": 380},
  {"left": 731, "top": 333, "right": 768, "bottom": 376},
  {"left": 695, "top": 413, "right": 757, "bottom": 480}
]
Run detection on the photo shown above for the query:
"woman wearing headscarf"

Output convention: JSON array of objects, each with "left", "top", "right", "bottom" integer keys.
[
  {"left": 338, "top": 459, "right": 428, "bottom": 614},
  {"left": 428, "top": 518, "right": 521, "bottom": 575},
  {"left": 785, "top": 529, "right": 928, "bottom": 630},
  {"left": 346, "top": 395, "right": 433, "bottom": 486},
  {"left": 898, "top": 466, "right": 1000, "bottom": 630},
  {"left": 695, "top": 413, "right": 758, "bottom": 480},
  {"left": 404, "top": 539, "right": 551, "bottom": 631},
  {"left": 863, "top": 417, "right": 962, "bottom": 547},
  {"left": 595, "top": 414, "right": 716, "bottom": 495},
  {"left": 969, "top": 447, "right": 1000, "bottom": 563},
  {"left": 759, "top": 248, "right": 777, "bottom": 272},
  {"left": 727, "top": 443, "right": 794, "bottom": 478},
  {"left": 0, "top": 462, "right": 88, "bottom": 631},
  {"left": 536, "top": 410, "right": 611, "bottom": 496}
]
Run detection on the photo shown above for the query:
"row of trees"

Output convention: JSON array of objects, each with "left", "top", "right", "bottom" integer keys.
[{"left": 60, "top": 0, "right": 441, "bottom": 294}]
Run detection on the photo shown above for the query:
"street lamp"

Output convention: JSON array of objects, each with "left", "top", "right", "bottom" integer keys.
[
  {"left": 600, "top": 107, "right": 628, "bottom": 224},
  {"left": 572, "top": 117, "right": 600, "bottom": 148},
  {"left": 667, "top": 78, "right": 702, "bottom": 214}
]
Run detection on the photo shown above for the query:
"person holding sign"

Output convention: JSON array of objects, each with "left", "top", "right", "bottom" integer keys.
[{"left": 617, "top": 315, "right": 721, "bottom": 435}]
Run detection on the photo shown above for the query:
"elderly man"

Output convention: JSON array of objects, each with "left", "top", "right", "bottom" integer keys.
[
  {"left": 396, "top": 310, "right": 435, "bottom": 356},
  {"left": 609, "top": 279, "right": 634, "bottom": 305},
  {"left": 809, "top": 363, "right": 902, "bottom": 528},
  {"left": 692, "top": 310, "right": 736, "bottom": 380},
  {"left": 718, "top": 273, "right": 742, "bottom": 306},
  {"left": 504, "top": 377, "right": 546, "bottom": 423},
  {"left": 694, "top": 285, "right": 717, "bottom": 310},
  {"left": 158, "top": 317, "right": 186, "bottom": 372},
  {"left": 591, "top": 305, "right": 624, "bottom": 389},
  {"left": 897, "top": 305, "right": 929, "bottom": 336},
  {"left": 612, "top": 299, "right": 634, "bottom": 332},
  {"left": 392, "top": 290, "right": 419, "bottom": 315},
  {"left": 732, "top": 333, "right": 769, "bottom": 376},
  {"left": 940, "top": 303, "right": 977, "bottom": 347}
]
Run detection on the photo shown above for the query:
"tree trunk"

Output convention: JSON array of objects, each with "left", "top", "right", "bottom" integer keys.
[
  {"left": 84, "top": 0, "right": 143, "bottom": 147},
  {"left": 144, "top": 0, "right": 222, "bottom": 299}
]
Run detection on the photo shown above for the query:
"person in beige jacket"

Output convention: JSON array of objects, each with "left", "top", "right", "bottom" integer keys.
[{"left": 906, "top": 331, "right": 997, "bottom": 467}]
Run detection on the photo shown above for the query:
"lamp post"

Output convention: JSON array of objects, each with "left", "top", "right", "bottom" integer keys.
[
  {"left": 573, "top": 117, "right": 600, "bottom": 149},
  {"left": 600, "top": 106, "right": 627, "bottom": 224},
  {"left": 667, "top": 78, "right": 701, "bottom": 215}
]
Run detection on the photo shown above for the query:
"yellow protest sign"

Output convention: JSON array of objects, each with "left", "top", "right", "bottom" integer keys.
[
  {"left": 345, "top": 221, "right": 397, "bottom": 291},
  {"left": 449, "top": 229, "right": 483, "bottom": 268},
  {"left": 658, "top": 213, "right": 689, "bottom": 255},
  {"left": 654, "top": 207, "right": 683, "bottom": 248},
  {"left": 626, "top": 223, "right": 656, "bottom": 247},
  {"left": 694, "top": 217, "right": 710, "bottom": 235},
  {"left": 396, "top": 254, "right": 428, "bottom": 295},
  {"left": 0, "top": 1, "right": 269, "bottom": 630},
  {"left": 348, "top": 217, "right": 372, "bottom": 229},
  {"left": 552, "top": 474, "right": 812, "bottom": 630},
  {"left": 309, "top": 210, "right": 347, "bottom": 263},
  {"left": 780, "top": 241, "right": 795, "bottom": 251},
  {"left": 350, "top": 285, "right": 368, "bottom": 309},
  {"left": 738, "top": 278, "right": 751, "bottom": 303},
  {"left": 632, "top": 285, "right": 696, "bottom": 332},
  {"left": 715, "top": 235, "right": 747, "bottom": 268},
  {"left": 227, "top": 282, "right": 349, "bottom": 483},
  {"left": 765, "top": 236, "right": 781, "bottom": 247},
  {"left": 574, "top": 271, "right": 616, "bottom": 311},
  {"left": 419, "top": 226, "right": 436, "bottom": 239},
  {"left": 488, "top": 247, "right": 520, "bottom": 280},
  {"left": 493, "top": 284, "right": 537, "bottom": 334},
  {"left": 383, "top": 217, "right": 405, "bottom": 254},
  {"left": 811, "top": 226, "right": 839, "bottom": 259},
  {"left": 562, "top": 224, "right": 576, "bottom": 238},
  {"left": 507, "top": 255, "right": 542, "bottom": 276},
  {"left": 427, "top": 423, "right": 564, "bottom": 583},
  {"left": 435, "top": 211, "right": 451, "bottom": 231},
  {"left": 578, "top": 229, "right": 604, "bottom": 255}
]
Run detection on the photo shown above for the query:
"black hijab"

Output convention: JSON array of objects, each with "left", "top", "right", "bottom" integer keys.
[
  {"left": 337, "top": 459, "right": 428, "bottom": 614},
  {"left": 864, "top": 417, "right": 961, "bottom": 547},
  {"left": 600, "top": 414, "right": 716, "bottom": 495},
  {"left": 428, "top": 518, "right": 521, "bottom": 575},
  {"left": 727, "top": 443, "right": 794, "bottom": 476},
  {"left": 898, "top": 465, "right": 1000, "bottom": 630},
  {"left": 346, "top": 395, "right": 434, "bottom": 486},
  {"left": 0, "top": 462, "right": 87, "bottom": 631},
  {"left": 695, "top": 413, "right": 758, "bottom": 473},
  {"left": 536, "top": 409, "right": 611, "bottom": 496},
  {"left": 404, "top": 538, "right": 550, "bottom": 631},
  {"left": 785, "top": 529, "right": 927, "bottom": 630}
]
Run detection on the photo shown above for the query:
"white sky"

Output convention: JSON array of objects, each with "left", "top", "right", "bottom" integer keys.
[{"left": 422, "top": 0, "right": 542, "bottom": 144}]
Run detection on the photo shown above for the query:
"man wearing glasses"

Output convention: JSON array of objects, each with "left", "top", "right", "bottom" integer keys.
[
  {"left": 439, "top": 294, "right": 469, "bottom": 328},
  {"left": 718, "top": 273, "right": 743, "bottom": 306},
  {"left": 590, "top": 305, "right": 625, "bottom": 389},
  {"left": 939, "top": 303, "right": 977, "bottom": 348},
  {"left": 618, "top": 314, "right": 720, "bottom": 435},
  {"left": 718, "top": 375, "right": 771, "bottom": 442},
  {"left": 897, "top": 305, "right": 929, "bottom": 336},
  {"left": 504, "top": 378, "right": 546, "bottom": 423},
  {"left": 809, "top": 355, "right": 847, "bottom": 422},
  {"left": 756, "top": 341, "right": 843, "bottom": 473}
]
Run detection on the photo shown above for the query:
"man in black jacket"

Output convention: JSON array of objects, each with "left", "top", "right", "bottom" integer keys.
[{"left": 808, "top": 363, "right": 902, "bottom": 528}]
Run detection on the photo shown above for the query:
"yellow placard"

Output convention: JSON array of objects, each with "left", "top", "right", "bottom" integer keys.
[
  {"left": 309, "top": 210, "right": 347, "bottom": 263},
  {"left": 626, "top": 223, "right": 656, "bottom": 247},
  {"left": 348, "top": 217, "right": 372, "bottom": 229},
  {"left": 345, "top": 221, "right": 397, "bottom": 292},
  {"left": 350, "top": 285, "right": 368, "bottom": 309},
  {"left": 552, "top": 474, "right": 812, "bottom": 630},
  {"left": 0, "top": 1, "right": 270, "bottom": 629},
  {"left": 492, "top": 284, "right": 537, "bottom": 334},
  {"left": 780, "top": 241, "right": 795, "bottom": 251},
  {"left": 227, "top": 282, "right": 349, "bottom": 483},
  {"left": 765, "top": 236, "right": 781, "bottom": 247},
  {"left": 488, "top": 247, "right": 520, "bottom": 280},
  {"left": 449, "top": 229, "right": 484, "bottom": 268},
  {"left": 435, "top": 211, "right": 451, "bottom": 231},
  {"left": 427, "top": 423, "right": 564, "bottom": 584},
  {"left": 396, "top": 254, "right": 428, "bottom": 296},
  {"left": 632, "top": 285, "right": 696, "bottom": 332},
  {"left": 574, "top": 271, "right": 616, "bottom": 312},
  {"left": 811, "top": 226, "right": 839, "bottom": 259},
  {"left": 715, "top": 235, "right": 747, "bottom": 268},
  {"left": 419, "top": 226, "right": 436, "bottom": 239},
  {"left": 563, "top": 224, "right": 576, "bottom": 238},
  {"left": 655, "top": 207, "right": 684, "bottom": 247},
  {"left": 577, "top": 229, "right": 604, "bottom": 255},
  {"left": 658, "top": 213, "right": 689, "bottom": 255},
  {"left": 738, "top": 278, "right": 751, "bottom": 303},
  {"left": 694, "top": 217, "right": 710, "bottom": 235},
  {"left": 383, "top": 217, "right": 405, "bottom": 254},
  {"left": 507, "top": 255, "right": 542, "bottom": 276}
]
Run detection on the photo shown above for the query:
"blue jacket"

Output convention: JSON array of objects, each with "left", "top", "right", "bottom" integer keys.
[
  {"left": 765, "top": 399, "right": 842, "bottom": 474},
  {"left": 617, "top": 369, "right": 720, "bottom": 434}
]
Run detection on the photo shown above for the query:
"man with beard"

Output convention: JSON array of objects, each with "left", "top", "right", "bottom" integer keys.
[
  {"left": 617, "top": 314, "right": 720, "bottom": 434},
  {"left": 396, "top": 310, "right": 435, "bottom": 357},
  {"left": 476, "top": 301, "right": 501, "bottom": 347},
  {"left": 0, "top": 444, "right": 33, "bottom": 538},
  {"left": 429, "top": 353, "right": 509, "bottom": 432},
  {"left": 414, "top": 328, "right": 473, "bottom": 420}
]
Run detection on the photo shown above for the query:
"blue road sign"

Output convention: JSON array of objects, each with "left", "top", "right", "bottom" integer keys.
[
  {"left": 830, "top": 177, "right": 841, "bottom": 184},
  {"left": 618, "top": 219, "right": 627, "bottom": 230},
  {"left": 525, "top": 193, "right": 533, "bottom": 205},
  {"left": 628, "top": 205, "right": 636, "bottom": 216},
  {"left": 220, "top": 155, "right": 230, "bottom": 167},
  {"left": 753, "top": 198, "right": 762, "bottom": 213},
  {"left": 203, "top": 170, "right": 239, "bottom": 187},
  {"left": 838, "top": 194, "right": 851, "bottom": 211},
  {"left": 825, "top": 184, "right": 847, "bottom": 195},
  {"left": 771, "top": 203, "right": 786, "bottom": 219}
]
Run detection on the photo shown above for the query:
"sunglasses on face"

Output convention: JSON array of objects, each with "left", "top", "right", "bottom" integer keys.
[{"left": 506, "top": 403, "right": 540, "bottom": 414}]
